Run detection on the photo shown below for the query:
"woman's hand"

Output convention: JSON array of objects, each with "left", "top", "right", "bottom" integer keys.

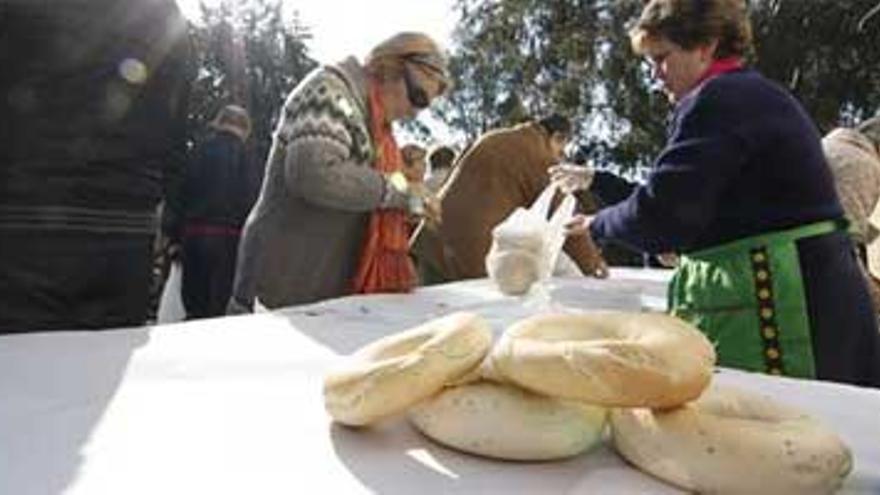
[
  {"left": 549, "top": 163, "right": 595, "bottom": 194},
  {"left": 565, "top": 213, "right": 594, "bottom": 236},
  {"left": 656, "top": 252, "right": 679, "bottom": 268},
  {"left": 423, "top": 194, "right": 442, "bottom": 225},
  {"left": 410, "top": 183, "right": 442, "bottom": 225},
  {"left": 591, "top": 261, "right": 610, "bottom": 279},
  {"left": 565, "top": 213, "right": 608, "bottom": 278}
]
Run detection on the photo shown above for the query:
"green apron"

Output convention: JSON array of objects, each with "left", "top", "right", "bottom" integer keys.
[{"left": 668, "top": 220, "right": 845, "bottom": 379}]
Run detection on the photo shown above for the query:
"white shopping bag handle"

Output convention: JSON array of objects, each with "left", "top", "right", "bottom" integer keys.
[
  {"left": 529, "top": 182, "right": 557, "bottom": 220},
  {"left": 528, "top": 183, "right": 576, "bottom": 276},
  {"left": 157, "top": 261, "right": 186, "bottom": 324},
  {"left": 546, "top": 192, "right": 575, "bottom": 275}
]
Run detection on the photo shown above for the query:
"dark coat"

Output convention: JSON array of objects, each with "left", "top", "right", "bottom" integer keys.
[
  {"left": 590, "top": 68, "right": 880, "bottom": 387},
  {"left": 2, "top": 0, "right": 192, "bottom": 228},
  {"left": 180, "top": 130, "right": 260, "bottom": 230},
  {"left": 0, "top": 0, "right": 193, "bottom": 332},
  {"left": 590, "top": 69, "right": 843, "bottom": 253}
]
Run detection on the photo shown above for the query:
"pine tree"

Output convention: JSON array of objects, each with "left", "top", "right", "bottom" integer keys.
[
  {"left": 188, "top": 0, "right": 317, "bottom": 159},
  {"left": 440, "top": 0, "right": 880, "bottom": 173}
]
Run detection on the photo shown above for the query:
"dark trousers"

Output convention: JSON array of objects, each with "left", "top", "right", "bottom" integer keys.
[
  {"left": 0, "top": 231, "right": 153, "bottom": 333},
  {"left": 181, "top": 235, "right": 240, "bottom": 319}
]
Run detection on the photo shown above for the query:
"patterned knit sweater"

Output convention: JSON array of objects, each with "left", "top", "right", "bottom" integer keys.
[{"left": 231, "top": 57, "right": 409, "bottom": 309}]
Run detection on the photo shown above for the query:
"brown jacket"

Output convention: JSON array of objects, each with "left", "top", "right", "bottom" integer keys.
[{"left": 413, "top": 122, "right": 605, "bottom": 281}]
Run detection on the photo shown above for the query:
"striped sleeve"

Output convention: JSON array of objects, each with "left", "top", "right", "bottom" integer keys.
[{"left": 276, "top": 71, "right": 407, "bottom": 212}]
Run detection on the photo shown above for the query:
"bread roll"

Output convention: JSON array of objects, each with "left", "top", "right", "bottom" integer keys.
[
  {"left": 324, "top": 312, "right": 492, "bottom": 426},
  {"left": 490, "top": 311, "right": 716, "bottom": 408},
  {"left": 611, "top": 384, "right": 853, "bottom": 494},
  {"left": 409, "top": 381, "right": 607, "bottom": 461}
]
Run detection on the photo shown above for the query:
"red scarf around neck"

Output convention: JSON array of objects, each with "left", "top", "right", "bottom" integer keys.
[
  {"left": 351, "top": 80, "right": 416, "bottom": 294},
  {"left": 694, "top": 57, "right": 743, "bottom": 87}
]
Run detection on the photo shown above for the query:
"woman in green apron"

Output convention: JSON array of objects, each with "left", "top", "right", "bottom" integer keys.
[{"left": 558, "top": 0, "right": 880, "bottom": 388}]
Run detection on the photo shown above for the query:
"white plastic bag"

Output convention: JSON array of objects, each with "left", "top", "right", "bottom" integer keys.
[
  {"left": 486, "top": 184, "right": 576, "bottom": 295},
  {"left": 157, "top": 261, "right": 186, "bottom": 323}
]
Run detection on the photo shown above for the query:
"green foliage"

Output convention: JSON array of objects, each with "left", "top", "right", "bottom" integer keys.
[
  {"left": 751, "top": 0, "right": 880, "bottom": 130},
  {"left": 439, "top": 0, "right": 880, "bottom": 173},
  {"left": 188, "top": 0, "right": 317, "bottom": 158}
]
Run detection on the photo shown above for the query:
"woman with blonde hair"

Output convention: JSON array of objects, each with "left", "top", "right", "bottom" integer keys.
[
  {"left": 559, "top": 0, "right": 880, "bottom": 387},
  {"left": 229, "top": 32, "right": 448, "bottom": 312}
]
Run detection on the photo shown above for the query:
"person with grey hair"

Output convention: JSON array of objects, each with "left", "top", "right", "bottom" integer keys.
[
  {"left": 823, "top": 116, "right": 880, "bottom": 254},
  {"left": 170, "top": 105, "right": 259, "bottom": 319},
  {"left": 822, "top": 114, "right": 880, "bottom": 309},
  {"left": 228, "top": 32, "right": 448, "bottom": 312}
]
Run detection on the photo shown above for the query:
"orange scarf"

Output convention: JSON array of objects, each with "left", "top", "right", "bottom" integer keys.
[{"left": 351, "top": 80, "right": 417, "bottom": 294}]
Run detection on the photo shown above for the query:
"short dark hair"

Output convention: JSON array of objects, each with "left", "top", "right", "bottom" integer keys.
[
  {"left": 537, "top": 114, "right": 572, "bottom": 137},
  {"left": 630, "top": 0, "right": 753, "bottom": 59},
  {"left": 428, "top": 145, "right": 456, "bottom": 171}
]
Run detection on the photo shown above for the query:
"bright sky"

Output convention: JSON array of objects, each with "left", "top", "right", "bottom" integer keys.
[
  {"left": 176, "top": 0, "right": 461, "bottom": 143},
  {"left": 176, "top": 0, "right": 457, "bottom": 64}
]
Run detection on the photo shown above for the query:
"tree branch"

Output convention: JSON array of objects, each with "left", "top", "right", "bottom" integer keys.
[{"left": 858, "top": 1, "right": 880, "bottom": 32}]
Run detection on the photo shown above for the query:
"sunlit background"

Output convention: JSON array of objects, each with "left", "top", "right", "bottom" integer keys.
[{"left": 176, "top": 0, "right": 456, "bottom": 69}]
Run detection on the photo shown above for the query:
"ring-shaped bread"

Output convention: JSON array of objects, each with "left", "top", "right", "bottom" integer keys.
[
  {"left": 489, "top": 311, "right": 716, "bottom": 408},
  {"left": 610, "top": 384, "right": 853, "bottom": 494},
  {"left": 409, "top": 381, "right": 607, "bottom": 461},
  {"left": 324, "top": 312, "right": 492, "bottom": 426}
]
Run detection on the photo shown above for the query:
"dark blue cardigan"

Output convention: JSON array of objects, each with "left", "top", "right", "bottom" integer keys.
[
  {"left": 590, "top": 68, "right": 843, "bottom": 254},
  {"left": 167, "top": 130, "right": 261, "bottom": 239},
  {"left": 590, "top": 69, "right": 880, "bottom": 387}
]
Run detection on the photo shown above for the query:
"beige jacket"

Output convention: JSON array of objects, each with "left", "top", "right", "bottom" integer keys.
[{"left": 822, "top": 127, "right": 880, "bottom": 245}]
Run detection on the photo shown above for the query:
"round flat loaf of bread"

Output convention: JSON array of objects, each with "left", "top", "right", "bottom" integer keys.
[
  {"left": 489, "top": 311, "right": 716, "bottom": 408},
  {"left": 409, "top": 381, "right": 607, "bottom": 461},
  {"left": 324, "top": 312, "right": 493, "bottom": 426},
  {"left": 611, "top": 384, "right": 853, "bottom": 494}
]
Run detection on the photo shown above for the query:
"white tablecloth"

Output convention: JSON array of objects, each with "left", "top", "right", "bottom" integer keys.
[{"left": 1, "top": 268, "right": 878, "bottom": 494}]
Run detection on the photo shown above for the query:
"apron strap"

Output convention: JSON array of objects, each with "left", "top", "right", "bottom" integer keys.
[{"left": 684, "top": 219, "right": 845, "bottom": 260}]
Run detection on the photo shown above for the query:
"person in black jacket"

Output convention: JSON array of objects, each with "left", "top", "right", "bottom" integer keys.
[
  {"left": 0, "top": 0, "right": 193, "bottom": 332},
  {"left": 176, "top": 105, "right": 260, "bottom": 318}
]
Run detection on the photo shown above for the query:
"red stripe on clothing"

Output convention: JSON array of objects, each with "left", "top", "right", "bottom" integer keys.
[{"left": 184, "top": 224, "right": 241, "bottom": 237}]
